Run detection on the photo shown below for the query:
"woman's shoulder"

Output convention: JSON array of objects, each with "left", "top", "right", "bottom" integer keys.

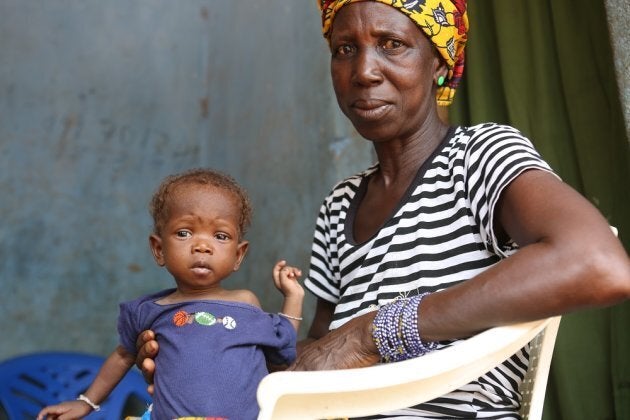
[
  {"left": 325, "top": 164, "right": 378, "bottom": 198},
  {"left": 453, "top": 122, "right": 525, "bottom": 141},
  {"left": 448, "top": 123, "right": 533, "bottom": 155}
]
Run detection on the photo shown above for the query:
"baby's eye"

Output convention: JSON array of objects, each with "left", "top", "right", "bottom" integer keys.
[
  {"left": 176, "top": 230, "right": 191, "bottom": 238},
  {"left": 215, "top": 232, "right": 229, "bottom": 241}
]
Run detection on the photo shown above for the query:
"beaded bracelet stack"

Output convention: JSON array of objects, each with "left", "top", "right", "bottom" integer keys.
[{"left": 372, "top": 292, "right": 438, "bottom": 363}]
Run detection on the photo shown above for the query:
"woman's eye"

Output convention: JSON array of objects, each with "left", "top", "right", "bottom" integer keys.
[
  {"left": 382, "top": 39, "right": 403, "bottom": 50},
  {"left": 176, "top": 230, "right": 191, "bottom": 238},
  {"left": 334, "top": 44, "right": 354, "bottom": 56}
]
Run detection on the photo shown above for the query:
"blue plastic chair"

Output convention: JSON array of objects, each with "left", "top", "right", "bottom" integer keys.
[{"left": 0, "top": 351, "right": 151, "bottom": 420}]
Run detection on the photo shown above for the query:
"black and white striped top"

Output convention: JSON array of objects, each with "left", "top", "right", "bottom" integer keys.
[{"left": 304, "top": 123, "right": 554, "bottom": 419}]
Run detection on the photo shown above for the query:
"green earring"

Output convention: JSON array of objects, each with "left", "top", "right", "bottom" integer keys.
[{"left": 437, "top": 75, "right": 445, "bottom": 87}]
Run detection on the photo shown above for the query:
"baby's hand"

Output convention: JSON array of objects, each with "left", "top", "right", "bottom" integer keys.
[
  {"left": 273, "top": 260, "right": 304, "bottom": 298},
  {"left": 37, "top": 400, "right": 92, "bottom": 420}
]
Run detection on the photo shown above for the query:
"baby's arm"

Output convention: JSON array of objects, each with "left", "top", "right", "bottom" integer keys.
[
  {"left": 273, "top": 260, "right": 304, "bottom": 331},
  {"left": 37, "top": 345, "right": 136, "bottom": 420}
]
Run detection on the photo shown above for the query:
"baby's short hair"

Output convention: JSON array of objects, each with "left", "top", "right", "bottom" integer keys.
[{"left": 149, "top": 168, "right": 252, "bottom": 237}]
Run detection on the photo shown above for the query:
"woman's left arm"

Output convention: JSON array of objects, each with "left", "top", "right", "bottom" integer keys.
[
  {"left": 290, "top": 170, "right": 630, "bottom": 371},
  {"left": 419, "top": 169, "right": 630, "bottom": 341}
]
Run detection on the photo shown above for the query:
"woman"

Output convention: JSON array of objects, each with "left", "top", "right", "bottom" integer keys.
[{"left": 138, "top": 0, "right": 630, "bottom": 417}]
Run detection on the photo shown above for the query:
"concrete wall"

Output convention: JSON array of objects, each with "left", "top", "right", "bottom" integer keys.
[
  {"left": 3, "top": 0, "right": 625, "bottom": 363},
  {"left": 605, "top": 0, "right": 630, "bottom": 138},
  {"left": 0, "top": 0, "right": 373, "bottom": 360}
]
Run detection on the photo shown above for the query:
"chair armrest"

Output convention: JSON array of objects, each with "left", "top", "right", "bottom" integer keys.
[{"left": 257, "top": 317, "right": 558, "bottom": 420}]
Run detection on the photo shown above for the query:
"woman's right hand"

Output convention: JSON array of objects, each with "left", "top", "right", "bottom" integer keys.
[
  {"left": 288, "top": 313, "right": 380, "bottom": 371},
  {"left": 135, "top": 329, "right": 159, "bottom": 395}
]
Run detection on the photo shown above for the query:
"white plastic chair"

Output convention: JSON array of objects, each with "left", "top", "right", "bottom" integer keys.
[
  {"left": 257, "top": 316, "right": 561, "bottom": 420},
  {"left": 519, "top": 317, "right": 561, "bottom": 420}
]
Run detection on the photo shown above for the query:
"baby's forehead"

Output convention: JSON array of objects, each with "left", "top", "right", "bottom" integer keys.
[
  {"left": 169, "top": 182, "right": 238, "bottom": 203},
  {"left": 162, "top": 186, "right": 240, "bottom": 226}
]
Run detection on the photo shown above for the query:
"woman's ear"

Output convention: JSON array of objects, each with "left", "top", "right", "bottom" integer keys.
[
  {"left": 149, "top": 234, "right": 166, "bottom": 266},
  {"left": 233, "top": 240, "right": 250, "bottom": 271},
  {"left": 434, "top": 57, "right": 448, "bottom": 86}
]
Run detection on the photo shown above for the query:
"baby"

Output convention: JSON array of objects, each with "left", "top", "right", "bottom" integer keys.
[{"left": 38, "top": 168, "right": 303, "bottom": 420}]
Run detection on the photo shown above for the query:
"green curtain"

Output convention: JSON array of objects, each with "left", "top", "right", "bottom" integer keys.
[{"left": 449, "top": 1, "right": 630, "bottom": 419}]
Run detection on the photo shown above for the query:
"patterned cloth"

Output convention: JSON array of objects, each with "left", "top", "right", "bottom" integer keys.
[{"left": 318, "top": 0, "right": 468, "bottom": 106}]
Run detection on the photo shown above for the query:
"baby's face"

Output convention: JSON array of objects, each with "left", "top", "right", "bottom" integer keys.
[{"left": 151, "top": 184, "right": 247, "bottom": 291}]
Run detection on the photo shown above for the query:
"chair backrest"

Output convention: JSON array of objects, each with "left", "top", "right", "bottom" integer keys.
[
  {"left": 257, "top": 316, "right": 561, "bottom": 420},
  {"left": 519, "top": 316, "right": 561, "bottom": 420},
  {"left": 0, "top": 351, "right": 151, "bottom": 420}
]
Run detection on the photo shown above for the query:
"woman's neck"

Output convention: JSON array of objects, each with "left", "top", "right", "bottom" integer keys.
[
  {"left": 351, "top": 119, "right": 451, "bottom": 244},
  {"left": 373, "top": 119, "right": 450, "bottom": 187}
]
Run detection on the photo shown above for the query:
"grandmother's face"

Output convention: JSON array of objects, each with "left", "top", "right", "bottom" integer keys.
[{"left": 329, "top": 2, "right": 443, "bottom": 142}]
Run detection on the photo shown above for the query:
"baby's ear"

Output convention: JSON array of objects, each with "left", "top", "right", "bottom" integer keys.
[
  {"left": 149, "top": 234, "right": 166, "bottom": 266},
  {"left": 233, "top": 240, "right": 250, "bottom": 271}
]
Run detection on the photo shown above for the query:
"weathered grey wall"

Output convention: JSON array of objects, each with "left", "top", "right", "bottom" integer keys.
[
  {"left": 0, "top": 1, "right": 373, "bottom": 360},
  {"left": 605, "top": 0, "right": 630, "bottom": 138}
]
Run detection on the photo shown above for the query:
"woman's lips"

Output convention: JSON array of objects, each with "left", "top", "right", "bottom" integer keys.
[{"left": 351, "top": 99, "right": 392, "bottom": 121}]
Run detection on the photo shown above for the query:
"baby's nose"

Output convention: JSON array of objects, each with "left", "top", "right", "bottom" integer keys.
[{"left": 193, "top": 242, "right": 213, "bottom": 254}]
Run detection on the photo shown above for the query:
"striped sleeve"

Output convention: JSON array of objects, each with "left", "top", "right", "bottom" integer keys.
[
  {"left": 305, "top": 195, "right": 340, "bottom": 303},
  {"left": 464, "top": 124, "right": 554, "bottom": 257}
]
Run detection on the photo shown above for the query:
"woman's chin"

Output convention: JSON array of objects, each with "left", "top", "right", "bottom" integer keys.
[{"left": 354, "top": 126, "right": 396, "bottom": 143}]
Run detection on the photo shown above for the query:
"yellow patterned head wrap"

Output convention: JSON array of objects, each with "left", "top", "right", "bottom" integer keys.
[{"left": 318, "top": 0, "right": 468, "bottom": 106}]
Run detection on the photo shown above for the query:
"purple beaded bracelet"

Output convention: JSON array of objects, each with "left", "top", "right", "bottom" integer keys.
[{"left": 372, "top": 292, "right": 438, "bottom": 363}]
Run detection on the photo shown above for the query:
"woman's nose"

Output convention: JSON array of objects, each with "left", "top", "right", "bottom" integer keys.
[{"left": 352, "top": 48, "right": 383, "bottom": 86}]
